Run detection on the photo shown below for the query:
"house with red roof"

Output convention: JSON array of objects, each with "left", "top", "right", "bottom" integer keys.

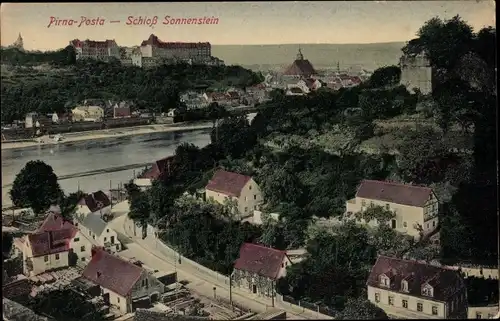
[
  {"left": 205, "top": 170, "right": 264, "bottom": 219},
  {"left": 345, "top": 180, "right": 439, "bottom": 239},
  {"left": 367, "top": 256, "right": 467, "bottom": 319},
  {"left": 76, "top": 190, "right": 112, "bottom": 218},
  {"left": 134, "top": 156, "right": 175, "bottom": 189},
  {"left": 232, "top": 243, "right": 292, "bottom": 297},
  {"left": 19, "top": 212, "right": 93, "bottom": 276},
  {"left": 82, "top": 248, "right": 166, "bottom": 314}
]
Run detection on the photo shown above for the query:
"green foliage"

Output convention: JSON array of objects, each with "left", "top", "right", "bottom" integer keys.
[
  {"left": 1, "top": 46, "right": 77, "bottom": 66},
  {"left": 161, "top": 199, "right": 262, "bottom": 274},
  {"left": 278, "top": 222, "right": 376, "bottom": 308},
  {"left": 1, "top": 61, "right": 260, "bottom": 123},
  {"left": 2, "top": 232, "right": 14, "bottom": 259},
  {"left": 10, "top": 160, "right": 63, "bottom": 214},
  {"left": 354, "top": 205, "right": 395, "bottom": 224},
  {"left": 336, "top": 297, "right": 389, "bottom": 320},
  {"left": 211, "top": 115, "right": 257, "bottom": 159},
  {"left": 26, "top": 289, "right": 104, "bottom": 321},
  {"left": 366, "top": 65, "right": 401, "bottom": 88},
  {"left": 59, "top": 191, "right": 85, "bottom": 220}
]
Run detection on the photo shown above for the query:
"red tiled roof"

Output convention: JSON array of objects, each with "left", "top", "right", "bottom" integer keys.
[
  {"left": 356, "top": 180, "right": 433, "bottom": 207},
  {"left": 2, "top": 278, "right": 33, "bottom": 300},
  {"left": 78, "top": 191, "right": 111, "bottom": 212},
  {"left": 226, "top": 91, "right": 240, "bottom": 99},
  {"left": 37, "top": 213, "right": 75, "bottom": 233},
  {"left": 367, "top": 256, "right": 465, "bottom": 302},
  {"left": 28, "top": 229, "right": 76, "bottom": 257},
  {"left": 234, "top": 243, "right": 287, "bottom": 279},
  {"left": 205, "top": 170, "right": 251, "bottom": 197},
  {"left": 283, "top": 59, "right": 317, "bottom": 76},
  {"left": 82, "top": 248, "right": 144, "bottom": 297},
  {"left": 141, "top": 34, "right": 210, "bottom": 49},
  {"left": 208, "top": 92, "right": 229, "bottom": 101},
  {"left": 139, "top": 156, "right": 175, "bottom": 180}
]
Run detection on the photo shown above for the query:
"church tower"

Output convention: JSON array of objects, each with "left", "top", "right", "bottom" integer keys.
[
  {"left": 296, "top": 47, "right": 304, "bottom": 60},
  {"left": 12, "top": 33, "right": 24, "bottom": 50}
]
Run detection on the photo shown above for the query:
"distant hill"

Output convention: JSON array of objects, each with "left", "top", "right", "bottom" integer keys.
[{"left": 212, "top": 42, "right": 406, "bottom": 71}]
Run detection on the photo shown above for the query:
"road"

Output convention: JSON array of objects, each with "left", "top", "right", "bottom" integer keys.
[{"left": 108, "top": 202, "right": 332, "bottom": 320}]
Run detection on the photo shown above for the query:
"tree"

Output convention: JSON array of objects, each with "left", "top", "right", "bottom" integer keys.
[
  {"left": 128, "top": 190, "right": 151, "bottom": 227},
  {"left": 59, "top": 191, "right": 85, "bottom": 220},
  {"left": 258, "top": 164, "right": 307, "bottom": 208},
  {"left": 10, "top": 160, "right": 63, "bottom": 214},
  {"left": 367, "top": 66, "right": 401, "bottom": 88},
  {"left": 336, "top": 297, "right": 388, "bottom": 320},
  {"left": 2, "top": 232, "right": 14, "bottom": 259},
  {"left": 207, "top": 102, "right": 227, "bottom": 132}
]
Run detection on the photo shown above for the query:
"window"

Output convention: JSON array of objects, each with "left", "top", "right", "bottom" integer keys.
[
  {"left": 403, "top": 222, "right": 407, "bottom": 228},
  {"left": 245, "top": 196, "right": 247, "bottom": 201},
  {"left": 75, "top": 223, "right": 78, "bottom": 226},
  {"left": 374, "top": 293, "right": 380, "bottom": 303},
  {"left": 426, "top": 223, "right": 429, "bottom": 229},
  {"left": 362, "top": 200, "right": 366, "bottom": 206},
  {"left": 106, "top": 229, "right": 109, "bottom": 233},
  {"left": 432, "top": 221, "right": 436, "bottom": 227},
  {"left": 475, "top": 313, "right": 482, "bottom": 319},
  {"left": 432, "top": 306, "right": 438, "bottom": 315},
  {"left": 44, "top": 255, "right": 49, "bottom": 262},
  {"left": 117, "top": 297, "right": 120, "bottom": 303},
  {"left": 81, "top": 246, "right": 86, "bottom": 252},
  {"left": 417, "top": 303, "right": 423, "bottom": 312},
  {"left": 93, "top": 235, "right": 95, "bottom": 239},
  {"left": 244, "top": 207, "right": 248, "bottom": 213},
  {"left": 254, "top": 195, "right": 257, "bottom": 200},
  {"left": 380, "top": 276, "right": 389, "bottom": 287},
  {"left": 401, "top": 280, "right": 408, "bottom": 292},
  {"left": 254, "top": 205, "right": 258, "bottom": 210},
  {"left": 391, "top": 219, "right": 397, "bottom": 229},
  {"left": 402, "top": 299, "right": 408, "bottom": 309},
  {"left": 55, "top": 254, "right": 60, "bottom": 260},
  {"left": 385, "top": 204, "right": 390, "bottom": 210},
  {"left": 388, "top": 296, "right": 394, "bottom": 306},
  {"left": 81, "top": 257, "right": 86, "bottom": 261},
  {"left": 74, "top": 237, "right": 80, "bottom": 242},
  {"left": 104, "top": 237, "right": 107, "bottom": 242},
  {"left": 249, "top": 185, "right": 252, "bottom": 190}
]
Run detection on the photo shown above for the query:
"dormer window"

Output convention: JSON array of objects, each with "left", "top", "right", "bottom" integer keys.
[
  {"left": 401, "top": 280, "right": 409, "bottom": 292},
  {"left": 379, "top": 275, "right": 390, "bottom": 287},
  {"left": 422, "top": 284, "right": 434, "bottom": 297}
]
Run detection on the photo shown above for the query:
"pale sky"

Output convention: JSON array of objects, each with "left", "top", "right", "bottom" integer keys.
[{"left": 0, "top": 1, "right": 495, "bottom": 50}]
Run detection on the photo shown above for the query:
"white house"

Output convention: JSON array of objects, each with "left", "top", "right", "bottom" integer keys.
[
  {"left": 205, "top": 170, "right": 264, "bottom": 219},
  {"left": 82, "top": 248, "right": 166, "bottom": 314},
  {"left": 232, "top": 243, "right": 292, "bottom": 297},
  {"left": 75, "top": 213, "right": 121, "bottom": 253},
  {"left": 345, "top": 180, "right": 439, "bottom": 239},
  {"left": 367, "top": 256, "right": 467, "bottom": 319},
  {"left": 19, "top": 213, "right": 93, "bottom": 276},
  {"left": 71, "top": 106, "right": 104, "bottom": 122}
]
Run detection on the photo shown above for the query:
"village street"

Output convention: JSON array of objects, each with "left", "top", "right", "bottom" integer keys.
[{"left": 108, "top": 202, "right": 332, "bottom": 320}]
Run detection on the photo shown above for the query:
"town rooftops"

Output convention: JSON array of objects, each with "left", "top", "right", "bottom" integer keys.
[
  {"left": 134, "top": 309, "right": 209, "bottom": 321},
  {"left": 283, "top": 49, "right": 317, "bottom": 77},
  {"left": 356, "top": 180, "right": 433, "bottom": 207},
  {"left": 139, "top": 156, "right": 175, "bottom": 180},
  {"left": 82, "top": 248, "right": 144, "bottom": 297},
  {"left": 234, "top": 243, "right": 287, "bottom": 280},
  {"left": 367, "top": 256, "right": 465, "bottom": 302},
  {"left": 78, "top": 191, "right": 111, "bottom": 213},
  {"left": 27, "top": 228, "right": 77, "bottom": 257},
  {"left": 205, "top": 170, "right": 252, "bottom": 197},
  {"left": 288, "top": 87, "right": 304, "bottom": 94}
]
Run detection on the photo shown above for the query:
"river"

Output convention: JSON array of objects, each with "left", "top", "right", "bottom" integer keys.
[{"left": 1, "top": 129, "right": 211, "bottom": 207}]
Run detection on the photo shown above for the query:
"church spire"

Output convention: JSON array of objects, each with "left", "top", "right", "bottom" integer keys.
[{"left": 296, "top": 46, "right": 304, "bottom": 60}]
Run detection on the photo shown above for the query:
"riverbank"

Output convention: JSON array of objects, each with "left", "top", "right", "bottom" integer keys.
[{"left": 1, "top": 122, "right": 213, "bottom": 151}]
